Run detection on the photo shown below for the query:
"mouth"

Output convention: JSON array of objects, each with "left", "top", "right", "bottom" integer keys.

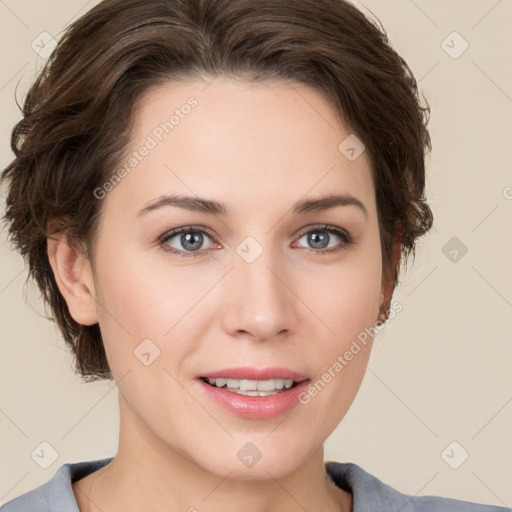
[
  {"left": 196, "top": 368, "right": 311, "bottom": 419},
  {"left": 199, "top": 376, "right": 303, "bottom": 396}
]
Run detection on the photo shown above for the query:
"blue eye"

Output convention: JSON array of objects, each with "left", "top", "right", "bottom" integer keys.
[
  {"left": 159, "top": 224, "right": 353, "bottom": 258},
  {"left": 293, "top": 225, "right": 353, "bottom": 255},
  {"left": 160, "top": 226, "right": 216, "bottom": 257}
]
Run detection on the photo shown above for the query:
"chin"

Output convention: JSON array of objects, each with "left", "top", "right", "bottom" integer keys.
[{"left": 190, "top": 438, "right": 311, "bottom": 481}]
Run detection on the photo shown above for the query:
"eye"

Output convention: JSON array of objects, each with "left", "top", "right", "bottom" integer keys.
[
  {"left": 159, "top": 224, "right": 354, "bottom": 258},
  {"left": 160, "top": 226, "right": 218, "bottom": 257},
  {"left": 293, "top": 225, "right": 353, "bottom": 255}
]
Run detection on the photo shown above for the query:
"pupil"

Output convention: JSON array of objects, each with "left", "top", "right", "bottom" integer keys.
[
  {"left": 182, "top": 232, "right": 203, "bottom": 251},
  {"left": 309, "top": 232, "right": 328, "bottom": 249}
]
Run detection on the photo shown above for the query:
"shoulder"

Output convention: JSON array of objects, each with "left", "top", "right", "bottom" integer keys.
[
  {"left": 325, "top": 461, "right": 510, "bottom": 512},
  {"left": 0, "top": 457, "right": 113, "bottom": 512}
]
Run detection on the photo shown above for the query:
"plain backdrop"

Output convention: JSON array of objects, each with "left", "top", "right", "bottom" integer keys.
[{"left": 1, "top": 0, "right": 511, "bottom": 508}]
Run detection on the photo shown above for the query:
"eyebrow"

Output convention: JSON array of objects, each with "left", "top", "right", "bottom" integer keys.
[{"left": 136, "top": 193, "right": 368, "bottom": 219}]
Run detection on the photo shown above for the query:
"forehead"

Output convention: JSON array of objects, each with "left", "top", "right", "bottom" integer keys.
[{"left": 106, "top": 77, "right": 375, "bottom": 217}]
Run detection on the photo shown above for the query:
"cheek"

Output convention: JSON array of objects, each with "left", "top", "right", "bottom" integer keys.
[
  {"left": 91, "top": 245, "right": 221, "bottom": 377},
  {"left": 305, "top": 274, "right": 380, "bottom": 396},
  {"left": 307, "top": 243, "right": 382, "bottom": 345},
  {"left": 94, "top": 242, "right": 205, "bottom": 332},
  {"left": 296, "top": 236, "right": 382, "bottom": 416},
  {"left": 297, "top": 256, "right": 382, "bottom": 429}
]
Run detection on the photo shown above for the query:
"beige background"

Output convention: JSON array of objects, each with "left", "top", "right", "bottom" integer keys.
[{"left": 1, "top": 0, "right": 511, "bottom": 508}]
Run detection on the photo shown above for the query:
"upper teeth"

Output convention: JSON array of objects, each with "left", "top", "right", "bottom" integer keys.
[{"left": 207, "top": 378, "right": 294, "bottom": 391}]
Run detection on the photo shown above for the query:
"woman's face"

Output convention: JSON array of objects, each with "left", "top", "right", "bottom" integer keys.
[{"left": 87, "top": 77, "right": 389, "bottom": 479}]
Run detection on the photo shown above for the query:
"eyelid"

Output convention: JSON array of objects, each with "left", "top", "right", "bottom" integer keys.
[
  {"left": 294, "top": 223, "right": 351, "bottom": 240},
  {"left": 158, "top": 224, "right": 217, "bottom": 244}
]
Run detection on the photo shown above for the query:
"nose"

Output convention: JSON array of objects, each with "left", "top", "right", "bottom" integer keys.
[{"left": 221, "top": 245, "right": 299, "bottom": 342}]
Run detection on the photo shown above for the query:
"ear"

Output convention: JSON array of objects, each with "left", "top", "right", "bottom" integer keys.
[
  {"left": 378, "top": 229, "right": 402, "bottom": 322},
  {"left": 46, "top": 229, "right": 98, "bottom": 326}
]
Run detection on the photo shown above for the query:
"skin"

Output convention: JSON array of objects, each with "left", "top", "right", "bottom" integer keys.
[{"left": 48, "top": 76, "right": 401, "bottom": 512}]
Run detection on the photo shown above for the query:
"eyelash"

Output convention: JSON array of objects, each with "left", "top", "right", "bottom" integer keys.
[{"left": 159, "top": 224, "right": 354, "bottom": 258}]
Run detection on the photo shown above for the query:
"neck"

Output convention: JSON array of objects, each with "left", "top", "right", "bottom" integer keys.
[{"left": 73, "top": 396, "right": 352, "bottom": 512}]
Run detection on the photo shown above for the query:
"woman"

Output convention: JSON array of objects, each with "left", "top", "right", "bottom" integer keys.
[{"left": 1, "top": 0, "right": 508, "bottom": 511}]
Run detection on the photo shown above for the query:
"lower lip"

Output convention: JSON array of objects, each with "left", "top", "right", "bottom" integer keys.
[{"left": 197, "top": 378, "right": 310, "bottom": 419}]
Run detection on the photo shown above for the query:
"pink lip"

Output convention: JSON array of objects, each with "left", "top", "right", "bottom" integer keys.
[
  {"left": 197, "top": 378, "right": 311, "bottom": 419},
  {"left": 198, "top": 366, "right": 308, "bottom": 382}
]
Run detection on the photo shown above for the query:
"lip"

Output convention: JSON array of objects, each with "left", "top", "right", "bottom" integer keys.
[
  {"left": 198, "top": 366, "right": 308, "bottom": 382},
  {"left": 197, "top": 377, "right": 311, "bottom": 419}
]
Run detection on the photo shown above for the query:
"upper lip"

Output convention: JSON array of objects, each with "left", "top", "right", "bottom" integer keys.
[{"left": 199, "top": 367, "right": 309, "bottom": 382}]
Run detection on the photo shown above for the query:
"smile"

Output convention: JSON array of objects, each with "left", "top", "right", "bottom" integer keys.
[{"left": 201, "top": 377, "right": 297, "bottom": 396}]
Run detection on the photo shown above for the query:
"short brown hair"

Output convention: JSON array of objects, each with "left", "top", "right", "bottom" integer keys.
[{"left": 1, "top": 0, "right": 433, "bottom": 382}]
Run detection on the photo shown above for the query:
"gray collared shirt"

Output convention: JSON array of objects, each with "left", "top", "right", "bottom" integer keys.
[{"left": 1, "top": 457, "right": 510, "bottom": 511}]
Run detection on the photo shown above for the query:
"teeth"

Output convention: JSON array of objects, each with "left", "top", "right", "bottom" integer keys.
[
  {"left": 226, "top": 379, "right": 238, "bottom": 389},
  {"left": 240, "top": 379, "right": 257, "bottom": 391},
  {"left": 229, "top": 389, "right": 282, "bottom": 396},
  {"left": 206, "top": 378, "right": 295, "bottom": 391}
]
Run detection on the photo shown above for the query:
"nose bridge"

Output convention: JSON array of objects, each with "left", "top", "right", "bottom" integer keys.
[{"left": 223, "top": 235, "right": 297, "bottom": 340}]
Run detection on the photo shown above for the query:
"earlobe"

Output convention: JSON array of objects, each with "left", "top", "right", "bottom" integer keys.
[
  {"left": 378, "top": 230, "right": 403, "bottom": 322},
  {"left": 46, "top": 232, "right": 98, "bottom": 326}
]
